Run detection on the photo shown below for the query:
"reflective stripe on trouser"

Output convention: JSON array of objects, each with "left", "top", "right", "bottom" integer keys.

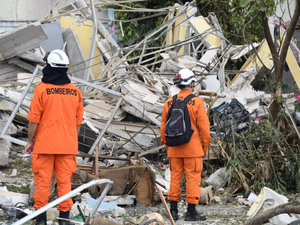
[
  {"left": 167, "top": 157, "right": 202, "bottom": 205},
  {"left": 32, "top": 154, "right": 77, "bottom": 211}
]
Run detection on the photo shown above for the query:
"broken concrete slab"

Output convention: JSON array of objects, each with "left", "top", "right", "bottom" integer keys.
[
  {"left": 60, "top": 16, "right": 105, "bottom": 79},
  {"left": 18, "top": 50, "right": 45, "bottom": 64},
  {"left": 103, "top": 195, "right": 135, "bottom": 206},
  {"left": 0, "top": 188, "right": 29, "bottom": 206},
  {"left": 0, "top": 21, "right": 47, "bottom": 61},
  {"left": 133, "top": 134, "right": 153, "bottom": 148},
  {"left": 0, "top": 138, "right": 11, "bottom": 167},
  {"left": 8, "top": 58, "right": 36, "bottom": 73},
  {"left": 121, "top": 80, "right": 161, "bottom": 105},
  {"left": 0, "top": 62, "right": 28, "bottom": 81},
  {"left": 0, "top": 87, "right": 31, "bottom": 120},
  {"left": 205, "top": 167, "right": 231, "bottom": 190},
  {"left": 62, "top": 27, "right": 88, "bottom": 80}
]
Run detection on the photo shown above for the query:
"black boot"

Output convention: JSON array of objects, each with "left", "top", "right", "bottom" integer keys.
[
  {"left": 184, "top": 203, "right": 206, "bottom": 221},
  {"left": 35, "top": 211, "right": 47, "bottom": 225},
  {"left": 59, "top": 211, "right": 75, "bottom": 225},
  {"left": 170, "top": 201, "right": 178, "bottom": 220}
]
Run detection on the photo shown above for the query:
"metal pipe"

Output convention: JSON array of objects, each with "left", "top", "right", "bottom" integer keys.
[
  {"left": 2, "top": 135, "right": 27, "bottom": 146},
  {"left": 83, "top": 0, "right": 98, "bottom": 82},
  {"left": 88, "top": 182, "right": 113, "bottom": 221},
  {"left": 69, "top": 76, "right": 121, "bottom": 97},
  {"left": 13, "top": 179, "right": 113, "bottom": 225}
]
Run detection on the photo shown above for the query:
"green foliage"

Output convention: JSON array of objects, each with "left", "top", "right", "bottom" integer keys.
[
  {"left": 197, "top": 0, "right": 265, "bottom": 45},
  {"left": 5, "top": 183, "right": 30, "bottom": 193},
  {"left": 221, "top": 118, "right": 300, "bottom": 195},
  {"left": 105, "top": 0, "right": 186, "bottom": 61},
  {"left": 239, "top": 0, "right": 279, "bottom": 16}
]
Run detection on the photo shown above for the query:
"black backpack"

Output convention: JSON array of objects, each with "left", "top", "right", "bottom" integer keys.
[{"left": 164, "top": 94, "right": 196, "bottom": 147}]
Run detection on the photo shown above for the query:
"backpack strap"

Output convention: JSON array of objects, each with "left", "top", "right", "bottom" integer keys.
[
  {"left": 168, "top": 95, "right": 177, "bottom": 111},
  {"left": 169, "top": 94, "right": 195, "bottom": 109},
  {"left": 183, "top": 94, "right": 196, "bottom": 104},
  {"left": 183, "top": 94, "right": 197, "bottom": 131}
]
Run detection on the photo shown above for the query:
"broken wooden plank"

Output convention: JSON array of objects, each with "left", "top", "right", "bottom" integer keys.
[
  {"left": 155, "top": 185, "right": 175, "bottom": 225},
  {"left": 90, "top": 119, "right": 155, "bottom": 147},
  {"left": 83, "top": 97, "right": 123, "bottom": 163},
  {"left": 84, "top": 99, "right": 126, "bottom": 121},
  {"left": 92, "top": 119, "right": 160, "bottom": 135},
  {"left": 121, "top": 94, "right": 163, "bottom": 114}
]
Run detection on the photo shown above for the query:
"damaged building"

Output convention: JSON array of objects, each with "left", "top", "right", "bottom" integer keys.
[{"left": 0, "top": 0, "right": 300, "bottom": 224}]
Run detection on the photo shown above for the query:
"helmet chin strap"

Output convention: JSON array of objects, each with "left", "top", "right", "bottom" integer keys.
[{"left": 189, "top": 82, "right": 195, "bottom": 91}]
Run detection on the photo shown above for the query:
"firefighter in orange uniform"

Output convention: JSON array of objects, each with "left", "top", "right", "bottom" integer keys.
[
  {"left": 24, "top": 49, "right": 84, "bottom": 225},
  {"left": 160, "top": 69, "right": 211, "bottom": 221}
]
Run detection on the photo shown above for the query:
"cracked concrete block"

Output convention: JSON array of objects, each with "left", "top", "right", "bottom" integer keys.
[
  {"left": 0, "top": 113, "right": 18, "bottom": 167},
  {"left": 0, "top": 21, "right": 47, "bottom": 61},
  {"left": 0, "top": 189, "right": 29, "bottom": 206},
  {"left": 0, "top": 138, "right": 11, "bottom": 167},
  {"left": 62, "top": 27, "right": 88, "bottom": 80}
]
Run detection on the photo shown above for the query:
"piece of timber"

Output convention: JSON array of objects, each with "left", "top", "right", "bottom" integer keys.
[
  {"left": 155, "top": 185, "right": 175, "bottom": 225},
  {"left": 95, "top": 119, "right": 160, "bottom": 135},
  {"left": 90, "top": 119, "right": 158, "bottom": 146},
  {"left": 77, "top": 153, "right": 130, "bottom": 161},
  {"left": 122, "top": 95, "right": 161, "bottom": 127},
  {"left": 83, "top": 98, "right": 123, "bottom": 163}
]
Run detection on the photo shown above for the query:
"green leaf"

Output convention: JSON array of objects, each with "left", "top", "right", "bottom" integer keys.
[
  {"left": 240, "top": 0, "right": 254, "bottom": 7},
  {"left": 248, "top": 4, "right": 256, "bottom": 13}
]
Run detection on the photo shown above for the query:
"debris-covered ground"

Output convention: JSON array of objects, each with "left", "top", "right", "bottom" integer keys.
[
  {"left": 0, "top": 145, "right": 253, "bottom": 225},
  {"left": 1, "top": 0, "right": 300, "bottom": 224}
]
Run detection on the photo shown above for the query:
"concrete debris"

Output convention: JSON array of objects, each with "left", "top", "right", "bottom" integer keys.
[
  {"left": 205, "top": 167, "right": 231, "bottom": 190},
  {"left": 0, "top": 187, "right": 29, "bottom": 206},
  {"left": 247, "top": 187, "right": 300, "bottom": 224},
  {"left": 0, "top": 22, "right": 47, "bottom": 61},
  {"left": 0, "top": 0, "right": 300, "bottom": 224}
]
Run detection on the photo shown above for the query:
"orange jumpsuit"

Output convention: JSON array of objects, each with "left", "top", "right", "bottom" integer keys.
[
  {"left": 27, "top": 83, "right": 84, "bottom": 211},
  {"left": 160, "top": 89, "right": 211, "bottom": 204}
]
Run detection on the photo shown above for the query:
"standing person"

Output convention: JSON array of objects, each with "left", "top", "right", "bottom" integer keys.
[
  {"left": 24, "top": 49, "right": 84, "bottom": 225},
  {"left": 160, "top": 69, "right": 211, "bottom": 221}
]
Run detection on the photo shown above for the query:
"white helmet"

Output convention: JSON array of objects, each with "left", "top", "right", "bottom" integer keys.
[
  {"left": 46, "top": 49, "right": 69, "bottom": 68},
  {"left": 173, "top": 69, "right": 196, "bottom": 85}
]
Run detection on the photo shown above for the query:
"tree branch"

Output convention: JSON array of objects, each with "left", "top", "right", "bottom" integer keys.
[
  {"left": 276, "top": 0, "right": 300, "bottom": 82},
  {"left": 260, "top": 11, "right": 278, "bottom": 65},
  {"left": 244, "top": 201, "right": 300, "bottom": 225}
]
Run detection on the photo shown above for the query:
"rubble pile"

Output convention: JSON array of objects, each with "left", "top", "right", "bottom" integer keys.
[{"left": 0, "top": 0, "right": 300, "bottom": 224}]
